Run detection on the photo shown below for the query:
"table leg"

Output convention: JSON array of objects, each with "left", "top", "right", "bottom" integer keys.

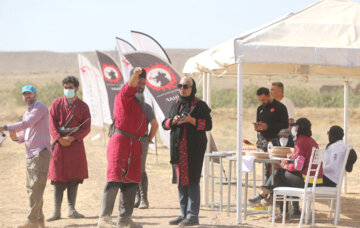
[
  {"left": 220, "top": 156, "right": 223, "bottom": 211},
  {"left": 253, "top": 162, "right": 256, "bottom": 196},
  {"left": 271, "top": 163, "right": 274, "bottom": 185},
  {"left": 227, "top": 159, "right": 232, "bottom": 216},
  {"left": 244, "top": 172, "right": 248, "bottom": 220},
  {"left": 211, "top": 157, "right": 214, "bottom": 209}
]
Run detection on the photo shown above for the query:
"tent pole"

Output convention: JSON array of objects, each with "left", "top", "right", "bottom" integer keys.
[
  {"left": 202, "top": 72, "right": 209, "bottom": 205},
  {"left": 236, "top": 63, "right": 243, "bottom": 224},
  {"left": 343, "top": 79, "right": 349, "bottom": 194}
]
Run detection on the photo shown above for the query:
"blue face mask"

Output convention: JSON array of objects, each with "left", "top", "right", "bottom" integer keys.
[{"left": 64, "top": 89, "right": 76, "bottom": 99}]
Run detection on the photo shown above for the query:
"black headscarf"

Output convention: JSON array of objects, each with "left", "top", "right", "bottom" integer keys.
[
  {"left": 294, "top": 118, "right": 312, "bottom": 138},
  {"left": 170, "top": 77, "right": 197, "bottom": 164},
  {"left": 326, "top": 125, "right": 344, "bottom": 149}
]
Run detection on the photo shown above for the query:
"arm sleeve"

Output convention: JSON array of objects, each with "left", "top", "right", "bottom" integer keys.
[
  {"left": 285, "top": 143, "right": 306, "bottom": 171},
  {"left": 71, "top": 103, "right": 91, "bottom": 142},
  {"left": 120, "top": 83, "right": 138, "bottom": 108},
  {"left": 267, "top": 103, "right": 289, "bottom": 132},
  {"left": 7, "top": 104, "right": 47, "bottom": 133},
  {"left": 194, "top": 102, "right": 212, "bottom": 132},
  {"left": 162, "top": 102, "right": 176, "bottom": 130},
  {"left": 49, "top": 102, "right": 62, "bottom": 142}
]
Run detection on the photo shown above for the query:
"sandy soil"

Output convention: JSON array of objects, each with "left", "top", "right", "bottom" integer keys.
[{"left": 1, "top": 107, "right": 360, "bottom": 228}]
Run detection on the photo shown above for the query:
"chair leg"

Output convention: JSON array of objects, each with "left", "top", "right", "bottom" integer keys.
[
  {"left": 311, "top": 199, "right": 315, "bottom": 227},
  {"left": 305, "top": 198, "right": 310, "bottom": 224},
  {"left": 334, "top": 197, "right": 341, "bottom": 225},
  {"left": 282, "top": 196, "right": 287, "bottom": 224},
  {"left": 272, "top": 193, "right": 276, "bottom": 225},
  {"left": 329, "top": 199, "right": 334, "bottom": 220},
  {"left": 299, "top": 199, "right": 306, "bottom": 228}
]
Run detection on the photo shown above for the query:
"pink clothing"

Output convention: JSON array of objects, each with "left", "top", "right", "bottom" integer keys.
[
  {"left": 286, "top": 135, "right": 323, "bottom": 183},
  {"left": 48, "top": 97, "right": 91, "bottom": 182},
  {"left": 7, "top": 100, "right": 51, "bottom": 158},
  {"left": 107, "top": 83, "right": 147, "bottom": 183}
]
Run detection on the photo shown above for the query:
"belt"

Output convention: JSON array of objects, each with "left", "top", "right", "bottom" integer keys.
[{"left": 114, "top": 128, "right": 142, "bottom": 141}]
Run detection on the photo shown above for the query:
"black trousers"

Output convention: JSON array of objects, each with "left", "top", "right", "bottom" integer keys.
[{"left": 99, "top": 182, "right": 138, "bottom": 223}]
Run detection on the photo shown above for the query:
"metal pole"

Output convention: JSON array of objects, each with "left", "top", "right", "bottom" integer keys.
[
  {"left": 236, "top": 63, "right": 243, "bottom": 224},
  {"left": 202, "top": 72, "right": 210, "bottom": 205},
  {"left": 343, "top": 79, "right": 349, "bottom": 194}
]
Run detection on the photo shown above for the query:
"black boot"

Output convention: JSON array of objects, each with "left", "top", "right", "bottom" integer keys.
[
  {"left": 134, "top": 187, "right": 140, "bottom": 208},
  {"left": 46, "top": 184, "right": 64, "bottom": 222},
  {"left": 138, "top": 172, "right": 149, "bottom": 209},
  {"left": 67, "top": 183, "right": 85, "bottom": 218}
]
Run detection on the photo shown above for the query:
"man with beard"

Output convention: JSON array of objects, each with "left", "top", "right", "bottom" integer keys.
[
  {"left": 133, "top": 77, "right": 159, "bottom": 210},
  {"left": 255, "top": 87, "right": 289, "bottom": 151},
  {"left": 1, "top": 85, "right": 51, "bottom": 228},
  {"left": 98, "top": 67, "right": 147, "bottom": 228}
]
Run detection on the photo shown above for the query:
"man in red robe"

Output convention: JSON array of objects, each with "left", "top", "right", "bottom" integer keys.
[
  {"left": 47, "top": 76, "right": 91, "bottom": 222},
  {"left": 98, "top": 67, "right": 147, "bottom": 228}
]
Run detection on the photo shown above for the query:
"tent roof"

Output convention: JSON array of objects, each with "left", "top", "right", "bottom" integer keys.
[{"left": 183, "top": 0, "right": 360, "bottom": 78}]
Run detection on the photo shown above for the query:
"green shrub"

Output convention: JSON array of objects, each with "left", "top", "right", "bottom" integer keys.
[{"left": 196, "top": 84, "right": 359, "bottom": 108}]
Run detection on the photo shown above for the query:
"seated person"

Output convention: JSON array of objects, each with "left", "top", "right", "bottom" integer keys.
[
  {"left": 278, "top": 128, "right": 294, "bottom": 148},
  {"left": 322, "top": 125, "right": 355, "bottom": 187},
  {"left": 249, "top": 118, "right": 323, "bottom": 217}
]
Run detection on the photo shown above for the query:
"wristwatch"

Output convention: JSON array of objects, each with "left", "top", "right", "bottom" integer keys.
[{"left": 3, "top": 125, "right": 8, "bottom": 131}]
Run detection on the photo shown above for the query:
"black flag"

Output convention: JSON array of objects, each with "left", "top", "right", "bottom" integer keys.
[
  {"left": 124, "top": 51, "right": 180, "bottom": 115},
  {"left": 96, "top": 50, "right": 124, "bottom": 118}
]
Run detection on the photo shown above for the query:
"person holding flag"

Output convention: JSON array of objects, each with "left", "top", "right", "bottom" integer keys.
[
  {"left": 47, "top": 76, "right": 91, "bottom": 222},
  {"left": 98, "top": 67, "right": 147, "bottom": 228},
  {"left": 0, "top": 85, "right": 51, "bottom": 228}
]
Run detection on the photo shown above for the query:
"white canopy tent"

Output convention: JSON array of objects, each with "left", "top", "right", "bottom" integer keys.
[{"left": 183, "top": 0, "right": 360, "bottom": 224}]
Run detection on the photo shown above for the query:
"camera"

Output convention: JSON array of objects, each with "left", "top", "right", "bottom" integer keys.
[{"left": 179, "top": 113, "right": 189, "bottom": 121}]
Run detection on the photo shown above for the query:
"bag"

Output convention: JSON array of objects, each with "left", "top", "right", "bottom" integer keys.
[{"left": 346, "top": 149, "right": 357, "bottom": 172}]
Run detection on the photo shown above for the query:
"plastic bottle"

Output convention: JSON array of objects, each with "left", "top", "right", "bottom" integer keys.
[{"left": 267, "top": 141, "right": 273, "bottom": 158}]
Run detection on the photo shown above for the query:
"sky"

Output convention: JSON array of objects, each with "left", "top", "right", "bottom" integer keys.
[{"left": 0, "top": 0, "right": 356, "bottom": 52}]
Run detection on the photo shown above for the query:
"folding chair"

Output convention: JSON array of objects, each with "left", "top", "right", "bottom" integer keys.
[
  {"left": 271, "top": 147, "right": 324, "bottom": 227},
  {"left": 313, "top": 146, "right": 352, "bottom": 225}
]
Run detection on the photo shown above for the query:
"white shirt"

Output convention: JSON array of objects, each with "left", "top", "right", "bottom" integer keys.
[
  {"left": 280, "top": 96, "right": 295, "bottom": 120},
  {"left": 323, "top": 140, "right": 348, "bottom": 184}
]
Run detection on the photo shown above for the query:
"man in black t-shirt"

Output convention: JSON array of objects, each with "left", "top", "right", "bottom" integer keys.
[{"left": 255, "top": 87, "right": 289, "bottom": 151}]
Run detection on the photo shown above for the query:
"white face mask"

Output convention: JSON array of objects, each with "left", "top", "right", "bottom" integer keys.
[
  {"left": 279, "top": 138, "right": 288, "bottom": 147},
  {"left": 291, "top": 126, "right": 297, "bottom": 141}
]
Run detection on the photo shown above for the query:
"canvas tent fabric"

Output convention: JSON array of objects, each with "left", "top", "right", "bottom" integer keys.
[
  {"left": 182, "top": 0, "right": 360, "bottom": 224},
  {"left": 184, "top": 0, "right": 360, "bottom": 78}
]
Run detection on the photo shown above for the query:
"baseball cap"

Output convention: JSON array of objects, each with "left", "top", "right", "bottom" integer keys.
[
  {"left": 21, "top": 85, "right": 37, "bottom": 94},
  {"left": 290, "top": 118, "right": 311, "bottom": 128},
  {"left": 278, "top": 129, "right": 291, "bottom": 137}
]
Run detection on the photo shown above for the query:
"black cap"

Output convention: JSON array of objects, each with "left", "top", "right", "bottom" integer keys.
[{"left": 291, "top": 118, "right": 311, "bottom": 128}]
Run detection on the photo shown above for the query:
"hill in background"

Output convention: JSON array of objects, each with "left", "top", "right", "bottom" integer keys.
[{"left": 0, "top": 49, "right": 203, "bottom": 74}]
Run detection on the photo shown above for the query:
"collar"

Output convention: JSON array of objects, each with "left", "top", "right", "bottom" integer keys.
[{"left": 28, "top": 99, "right": 38, "bottom": 111}]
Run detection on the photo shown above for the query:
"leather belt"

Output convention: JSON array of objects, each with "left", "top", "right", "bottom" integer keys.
[{"left": 114, "top": 128, "right": 142, "bottom": 141}]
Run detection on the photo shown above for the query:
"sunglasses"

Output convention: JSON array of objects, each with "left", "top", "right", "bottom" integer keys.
[{"left": 177, "top": 84, "right": 190, "bottom": 89}]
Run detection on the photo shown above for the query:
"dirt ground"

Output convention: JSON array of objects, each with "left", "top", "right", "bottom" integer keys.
[{"left": 0, "top": 107, "right": 360, "bottom": 228}]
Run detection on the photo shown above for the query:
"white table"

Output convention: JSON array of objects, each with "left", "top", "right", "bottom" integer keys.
[
  {"left": 226, "top": 156, "right": 281, "bottom": 219},
  {"left": 204, "top": 151, "right": 236, "bottom": 211}
]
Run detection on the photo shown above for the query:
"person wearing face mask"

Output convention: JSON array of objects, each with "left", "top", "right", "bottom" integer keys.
[
  {"left": 47, "top": 76, "right": 91, "bottom": 222},
  {"left": 278, "top": 129, "right": 294, "bottom": 148},
  {"left": 249, "top": 118, "right": 322, "bottom": 220}
]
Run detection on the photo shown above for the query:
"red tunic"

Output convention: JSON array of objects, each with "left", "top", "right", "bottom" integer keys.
[
  {"left": 107, "top": 83, "right": 147, "bottom": 183},
  {"left": 48, "top": 97, "right": 91, "bottom": 182}
]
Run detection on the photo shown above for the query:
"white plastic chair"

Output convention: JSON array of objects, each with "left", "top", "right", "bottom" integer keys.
[
  {"left": 271, "top": 147, "right": 324, "bottom": 227},
  {"left": 312, "top": 146, "right": 351, "bottom": 225}
]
